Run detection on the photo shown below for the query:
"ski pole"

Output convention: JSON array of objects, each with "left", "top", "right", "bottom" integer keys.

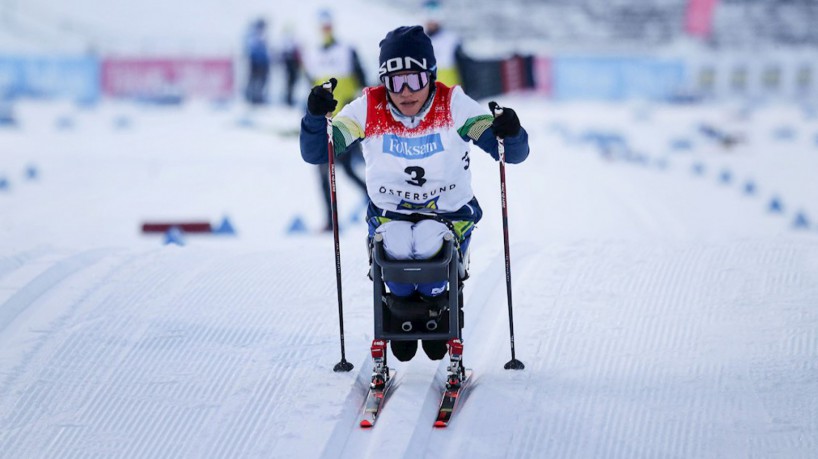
[
  {"left": 489, "top": 101, "right": 525, "bottom": 371},
  {"left": 325, "top": 78, "right": 353, "bottom": 373}
]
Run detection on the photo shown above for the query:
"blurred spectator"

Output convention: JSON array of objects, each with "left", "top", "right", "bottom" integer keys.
[
  {"left": 244, "top": 18, "right": 271, "bottom": 105},
  {"left": 280, "top": 25, "right": 302, "bottom": 107},
  {"left": 423, "top": 0, "right": 466, "bottom": 89},
  {"left": 302, "top": 9, "right": 368, "bottom": 232},
  {"left": 302, "top": 10, "right": 367, "bottom": 111}
]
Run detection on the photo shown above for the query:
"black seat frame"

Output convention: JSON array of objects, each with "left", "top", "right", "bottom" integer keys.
[{"left": 371, "top": 232, "right": 462, "bottom": 341}]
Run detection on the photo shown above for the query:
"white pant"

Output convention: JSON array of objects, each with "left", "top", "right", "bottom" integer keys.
[
  {"left": 375, "top": 220, "right": 451, "bottom": 261},
  {"left": 375, "top": 219, "right": 452, "bottom": 297}
]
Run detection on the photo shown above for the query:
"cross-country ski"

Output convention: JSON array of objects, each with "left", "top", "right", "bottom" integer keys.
[
  {"left": 434, "top": 369, "right": 473, "bottom": 428},
  {"left": 359, "top": 368, "right": 397, "bottom": 428}
]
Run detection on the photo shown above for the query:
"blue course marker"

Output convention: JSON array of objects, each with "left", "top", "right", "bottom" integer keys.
[
  {"left": 164, "top": 227, "right": 185, "bottom": 246},
  {"left": 287, "top": 216, "right": 309, "bottom": 235},
  {"left": 769, "top": 197, "right": 784, "bottom": 213},
  {"left": 793, "top": 212, "right": 810, "bottom": 229}
]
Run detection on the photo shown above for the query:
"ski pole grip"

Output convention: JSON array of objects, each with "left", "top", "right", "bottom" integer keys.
[
  {"left": 489, "top": 101, "right": 503, "bottom": 118},
  {"left": 323, "top": 77, "right": 338, "bottom": 93}
]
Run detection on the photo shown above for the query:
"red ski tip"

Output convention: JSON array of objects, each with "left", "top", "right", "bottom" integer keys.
[
  {"left": 360, "top": 420, "right": 373, "bottom": 428},
  {"left": 433, "top": 421, "right": 447, "bottom": 428}
]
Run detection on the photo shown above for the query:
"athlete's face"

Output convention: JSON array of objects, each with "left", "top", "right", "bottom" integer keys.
[{"left": 384, "top": 71, "right": 431, "bottom": 117}]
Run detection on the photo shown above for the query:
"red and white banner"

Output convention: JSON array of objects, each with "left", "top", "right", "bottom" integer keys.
[
  {"left": 101, "top": 58, "right": 233, "bottom": 99},
  {"left": 533, "top": 57, "right": 551, "bottom": 95},
  {"left": 685, "top": 0, "right": 720, "bottom": 38},
  {"left": 500, "top": 56, "right": 528, "bottom": 94}
]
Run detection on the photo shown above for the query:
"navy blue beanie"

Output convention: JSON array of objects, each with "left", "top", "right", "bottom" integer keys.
[{"left": 378, "top": 26, "right": 437, "bottom": 79}]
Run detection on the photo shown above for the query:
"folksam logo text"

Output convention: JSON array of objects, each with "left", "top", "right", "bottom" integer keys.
[{"left": 382, "top": 134, "right": 444, "bottom": 159}]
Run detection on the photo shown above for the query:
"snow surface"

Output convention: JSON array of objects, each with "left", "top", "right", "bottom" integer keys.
[
  {"left": 3, "top": 3, "right": 818, "bottom": 455},
  {"left": 2, "top": 95, "right": 818, "bottom": 458},
  {"left": 3, "top": 0, "right": 817, "bottom": 455}
]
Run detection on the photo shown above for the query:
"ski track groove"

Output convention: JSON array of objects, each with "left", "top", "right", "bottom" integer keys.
[
  {"left": 61, "top": 253, "right": 204, "bottom": 457},
  {"left": 1, "top": 236, "right": 816, "bottom": 457},
  {"left": 0, "top": 248, "right": 338, "bottom": 457},
  {"left": 194, "top": 251, "right": 334, "bottom": 458},
  {"left": 317, "top": 242, "right": 523, "bottom": 459},
  {"left": 0, "top": 248, "right": 113, "bottom": 334},
  {"left": 502, "top": 240, "right": 818, "bottom": 457},
  {"left": 0, "top": 249, "right": 135, "bottom": 456},
  {"left": 515, "top": 244, "right": 653, "bottom": 458},
  {"left": 0, "top": 247, "right": 54, "bottom": 281},
  {"left": 410, "top": 244, "right": 538, "bottom": 459},
  {"left": 155, "top": 257, "right": 272, "bottom": 458}
]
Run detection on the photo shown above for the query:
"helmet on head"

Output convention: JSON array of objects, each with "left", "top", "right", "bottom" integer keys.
[{"left": 378, "top": 26, "right": 437, "bottom": 81}]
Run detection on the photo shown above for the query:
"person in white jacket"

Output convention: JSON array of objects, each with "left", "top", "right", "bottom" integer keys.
[{"left": 423, "top": 0, "right": 466, "bottom": 88}]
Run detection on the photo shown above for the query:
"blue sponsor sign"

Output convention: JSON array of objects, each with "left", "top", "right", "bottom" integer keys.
[
  {"left": 382, "top": 133, "right": 444, "bottom": 159},
  {"left": 0, "top": 56, "right": 100, "bottom": 101},
  {"left": 551, "top": 57, "right": 685, "bottom": 101}
]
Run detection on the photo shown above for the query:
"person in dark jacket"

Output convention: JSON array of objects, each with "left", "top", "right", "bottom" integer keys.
[{"left": 244, "top": 18, "right": 271, "bottom": 105}]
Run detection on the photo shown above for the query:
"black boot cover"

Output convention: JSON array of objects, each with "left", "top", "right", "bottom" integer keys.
[{"left": 390, "top": 340, "right": 418, "bottom": 361}]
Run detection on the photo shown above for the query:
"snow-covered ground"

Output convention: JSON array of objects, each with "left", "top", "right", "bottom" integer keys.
[{"left": 1, "top": 95, "right": 817, "bottom": 458}]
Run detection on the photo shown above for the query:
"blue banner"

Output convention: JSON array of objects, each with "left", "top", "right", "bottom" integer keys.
[
  {"left": 552, "top": 57, "right": 685, "bottom": 101},
  {"left": 0, "top": 56, "right": 100, "bottom": 101},
  {"left": 382, "top": 133, "right": 444, "bottom": 159}
]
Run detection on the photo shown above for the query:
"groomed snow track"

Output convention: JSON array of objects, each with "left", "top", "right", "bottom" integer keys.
[{"left": 1, "top": 238, "right": 817, "bottom": 458}]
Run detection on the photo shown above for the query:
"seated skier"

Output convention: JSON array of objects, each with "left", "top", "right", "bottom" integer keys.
[{"left": 299, "top": 26, "right": 530, "bottom": 386}]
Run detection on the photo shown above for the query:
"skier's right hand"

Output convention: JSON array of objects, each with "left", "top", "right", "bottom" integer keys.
[{"left": 307, "top": 78, "right": 338, "bottom": 116}]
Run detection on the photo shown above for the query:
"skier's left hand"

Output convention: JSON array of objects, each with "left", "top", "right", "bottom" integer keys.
[{"left": 489, "top": 104, "right": 521, "bottom": 139}]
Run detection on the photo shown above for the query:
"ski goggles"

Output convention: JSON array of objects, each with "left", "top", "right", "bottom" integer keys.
[{"left": 382, "top": 71, "right": 430, "bottom": 93}]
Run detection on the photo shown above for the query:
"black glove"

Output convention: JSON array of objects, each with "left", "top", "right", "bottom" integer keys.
[
  {"left": 307, "top": 78, "right": 338, "bottom": 116},
  {"left": 488, "top": 101, "right": 521, "bottom": 138}
]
